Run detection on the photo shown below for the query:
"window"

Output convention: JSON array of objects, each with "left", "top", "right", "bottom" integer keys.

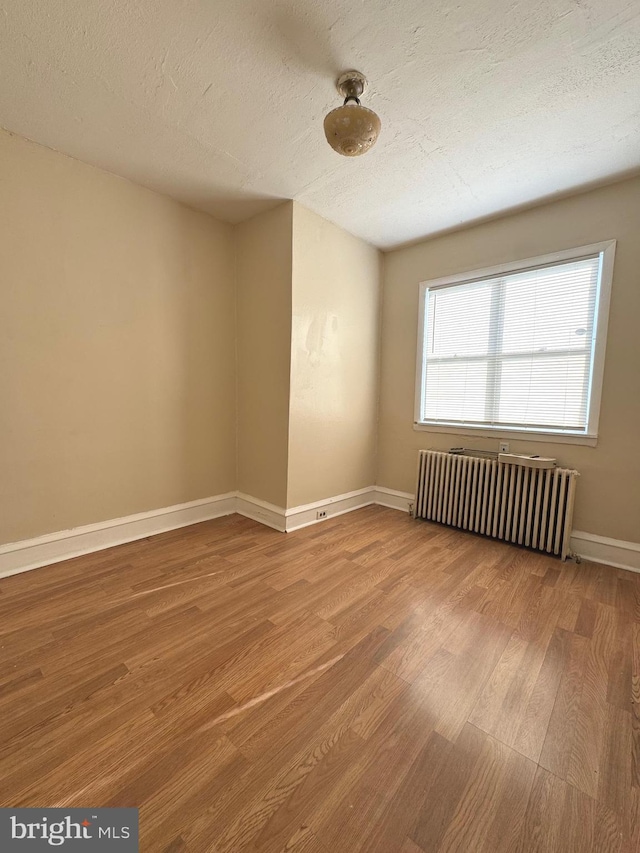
[{"left": 415, "top": 241, "right": 615, "bottom": 443}]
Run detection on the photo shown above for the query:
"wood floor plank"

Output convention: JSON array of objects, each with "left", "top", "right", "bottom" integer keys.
[
  {"left": 575, "top": 597, "right": 598, "bottom": 638},
  {"left": 436, "top": 725, "right": 537, "bottom": 853},
  {"left": 400, "top": 840, "right": 426, "bottom": 853},
  {"left": 0, "top": 507, "right": 637, "bottom": 852},
  {"left": 566, "top": 602, "right": 617, "bottom": 798},
  {"left": 307, "top": 688, "right": 440, "bottom": 851},
  {"left": 558, "top": 783, "right": 596, "bottom": 853},
  {"left": 632, "top": 621, "right": 640, "bottom": 788},
  {"left": 510, "top": 627, "right": 570, "bottom": 762},
  {"left": 468, "top": 633, "right": 543, "bottom": 748},
  {"left": 598, "top": 702, "right": 633, "bottom": 816},
  {"left": 515, "top": 765, "right": 567, "bottom": 853},
  {"left": 332, "top": 730, "right": 452, "bottom": 853},
  {"left": 628, "top": 787, "right": 640, "bottom": 853},
  {"left": 419, "top": 617, "right": 513, "bottom": 742},
  {"left": 539, "top": 630, "right": 590, "bottom": 779},
  {"left": 608, "top": 610, "right": 633, "bottom": 712},
  {"left": 216, "top": 728, "right": 365, "bottom": 853},
  {"left": 410, "top": 724, "right": 485, "bottom": 853},
  {"left": 593, "top": 801, "right": 630, "bottom": 853}
]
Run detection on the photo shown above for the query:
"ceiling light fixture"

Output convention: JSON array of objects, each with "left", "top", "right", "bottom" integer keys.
[{"left": 323, "top": 71, "right": 381, "bottom": 157}]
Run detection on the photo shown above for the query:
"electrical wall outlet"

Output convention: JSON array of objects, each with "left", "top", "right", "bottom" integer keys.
[
  {"left": 316, "top": 510, "right": 327, "bottom": 520},
  {"left": 499, "top": 441, "right": 510, "bottom": 453}
]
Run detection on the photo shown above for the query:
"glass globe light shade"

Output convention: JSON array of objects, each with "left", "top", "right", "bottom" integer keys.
[{"left": 323, "top": 102, "right": 381, "bottom": 157}]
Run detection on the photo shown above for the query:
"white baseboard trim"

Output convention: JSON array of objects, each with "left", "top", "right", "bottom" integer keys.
[
  {"left": 0, "top": 486, "right": 407, "bottom": 578},
  {"left": 0, "top": 493, "right": 237, "bottom": 579},
  {"left": 5, "top": 486, "right": 634, "bottom": 581},
  {"left": 284, "top": 487, "right": 377, "bottom": 532},
  {"left": 236, "top": 493, "right": 286, "bottom": 533},
  {"left": 373, "top": 486, "right": 414, "bottom": 514},
  {"left": 236, "top": 487, "right": 384, "bottom": 533},
  {"left": 571, "top": 530, "right": 640, "bottom": 574}
]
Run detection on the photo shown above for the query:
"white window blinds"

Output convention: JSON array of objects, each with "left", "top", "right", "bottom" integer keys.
[{"left": 418, "top": 255, "right": 604, "bottom": 434}]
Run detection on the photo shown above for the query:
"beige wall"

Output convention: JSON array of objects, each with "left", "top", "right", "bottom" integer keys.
[
  {"left": 236, "top": 203, "right": 293, "bottom": 507},
  {"left": 235, "top": 201, "right": 381, "bottom": 510},
  {"left": 287, "top": 204, "right": 381, "bottom": 508},
  {"left": 0, "top": 129, "right": 236, "bottom": 544},
  {"left": 6, "top": 125, "right": 636, "bottom": 548},
  {"left": 378, "top": 177, "right": 640, "bottom": 543}
]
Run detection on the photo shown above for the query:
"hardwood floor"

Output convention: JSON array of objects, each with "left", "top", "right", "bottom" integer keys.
[{"left": 1, "top": 506, "right": 638, "bottom": 852}]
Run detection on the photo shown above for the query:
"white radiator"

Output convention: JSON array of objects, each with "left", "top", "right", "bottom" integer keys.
[{"left": 414, "top": 450, "right": 579, "bottom": 559}]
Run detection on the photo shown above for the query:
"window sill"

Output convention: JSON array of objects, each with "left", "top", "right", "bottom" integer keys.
[{"left": 413, "top": 422, "right": 598, "bottom": 447}]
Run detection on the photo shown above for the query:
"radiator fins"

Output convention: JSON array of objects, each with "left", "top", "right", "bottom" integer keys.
[{"left": 414, "top": 450, "right": 578, "bottom": 560}]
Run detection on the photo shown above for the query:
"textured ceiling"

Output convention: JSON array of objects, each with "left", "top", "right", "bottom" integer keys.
[{"left": 1, "top": 0, "right": 639, "bottom": 248}]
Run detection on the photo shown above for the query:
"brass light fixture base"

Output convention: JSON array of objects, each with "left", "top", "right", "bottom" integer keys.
[{"left": 336, "top": 71, "right": 368, "bottom": 102}]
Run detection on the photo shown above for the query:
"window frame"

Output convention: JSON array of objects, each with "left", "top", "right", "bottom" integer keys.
[{"left": 414, "top": 240, "right": 616, "bottom": 446}]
